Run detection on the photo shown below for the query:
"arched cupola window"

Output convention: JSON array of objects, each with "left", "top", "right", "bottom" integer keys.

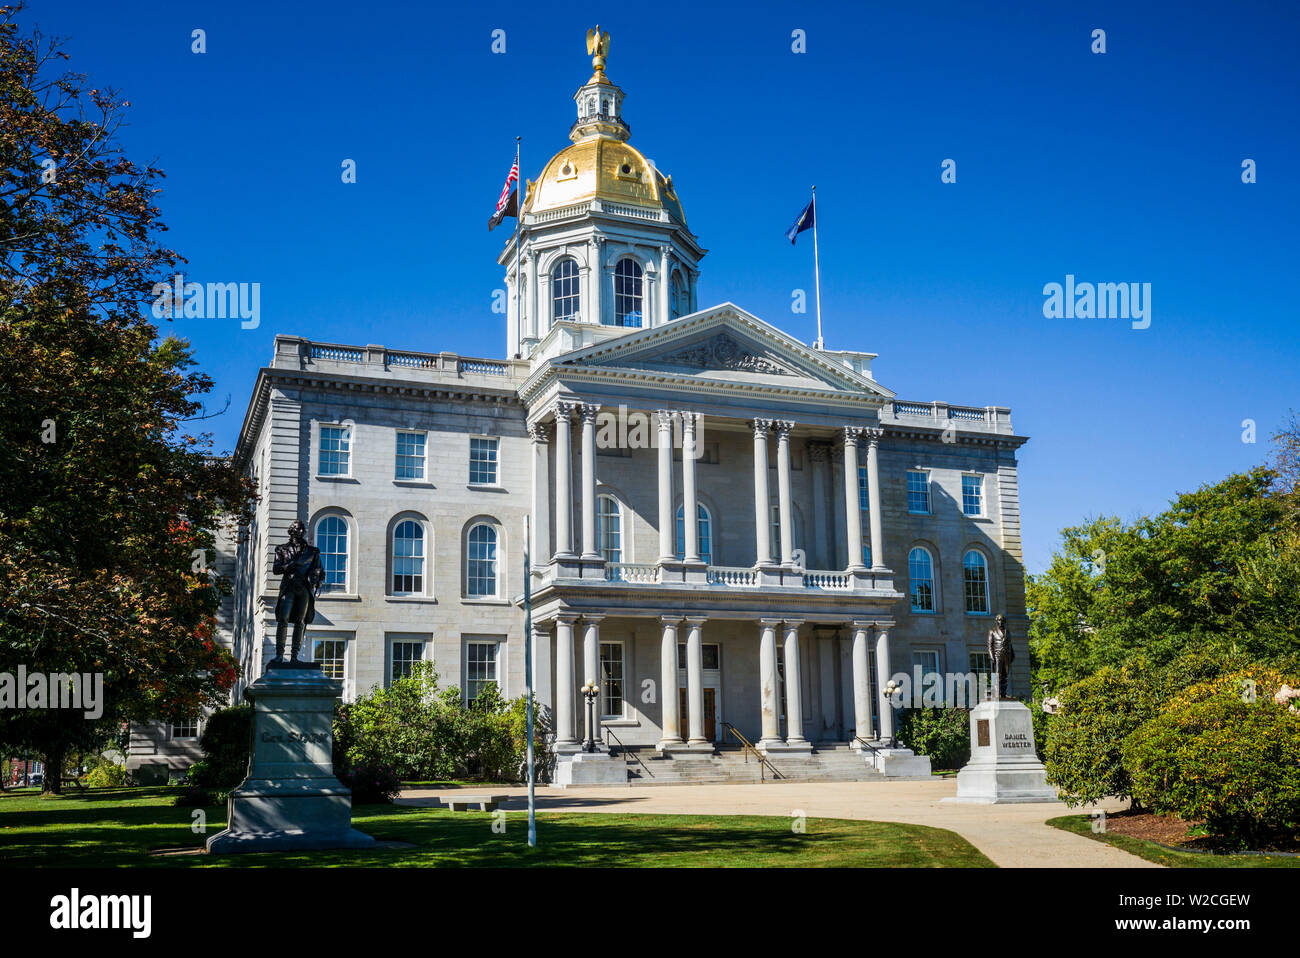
[
  {"left": 613, "top": 258, "right": 643, "bottom": 327},
  {"left": 552, "top": 258, "right": 580, "bottom": 323}
]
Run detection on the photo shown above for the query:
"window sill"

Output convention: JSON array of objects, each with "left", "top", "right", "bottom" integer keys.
[
  {"left": 965, "top": 611, "right": 992, "bottom": 617},
  {"left": 910, "top": 609, "right": 937, "bottom": 615},
  {"left": 315, "top": 475, "right": 359, "bottom": 483},
  {"left": 466, "top": 483, "right": 507, "bottom": 493},
  {"left": 317, "top": 593, "right": 362, "bottom": 602},
  {"left": 907, "top": 510, "right": 932, "bottom": 516},
  {"left": 393, "top": 479, "right": 435, "bottom": 488},
  {"left": 462, "top": 597, "right": 508, "bottom": 605},
  {"left": 386, "top": 596, "right": 438, "bottom": 605}
]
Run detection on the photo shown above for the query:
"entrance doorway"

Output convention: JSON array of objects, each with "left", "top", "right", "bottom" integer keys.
[{"left": 680, "top": 687, "right": 717, "bottom": 742}]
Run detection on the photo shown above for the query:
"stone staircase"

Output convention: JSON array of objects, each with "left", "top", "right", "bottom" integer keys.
[{"left": 621, "top": 743, "right": 891, "bottom": 787}]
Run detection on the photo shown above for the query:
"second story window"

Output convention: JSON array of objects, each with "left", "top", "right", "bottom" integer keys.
[
  {"left": 469, "top": 437, "right": 499, "bottom": 485},
  {"left": 395, "top": 431, "right": 426, "bottom": 480},
  {"left": 614, "top": 258, "right": 643, "bottom": 327},
  {"left": 909, "top": 546, "right": 936, "bottom": 612},
  {"left": 315, "top": 515, "right": 349, "bottom": 593},
  {"left": 858, "top": 464, "right": 870, "bottom": 511},
  {"left": 962, "top": 474, "right": 984, "bottom": 517},
  {"left": 319, "top": 424, "right": 351, "bottom": 476},
  {"left": 597, "top": 495, "right": 622, "bottom": 563},
  {"left": 906, "top": 470, "right": 931, "bottom": 514},
  {"left": 391, "top": 519, "right": 425, "bottom": 595},
  {"left": 467, "top": 523, "right": 499, "bottom": 597},
  {"left": 552, "top": 258, "right": 580, "bottom": 322}
]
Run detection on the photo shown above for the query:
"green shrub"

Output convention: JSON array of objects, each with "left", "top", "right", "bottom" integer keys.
[
  {"left": 1121, "top": 666, "right": 1300, "bottom": 848},
  {"left": 83, "top": 760, "right": 125, "bottom": 788},
  {"left": 187, "top": 705, "right": 253, "bottom": 789},
  {"left": 1043, "top": 658, "right": 1160, "bottom": 806},
  {"left": 896, "top": 707, "right": 970, "bottom": 769},
  {"left": 337, "top": 758, "right": 402, "bottom": 804}
]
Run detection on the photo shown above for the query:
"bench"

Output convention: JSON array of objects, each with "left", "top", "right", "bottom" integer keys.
[{"left": 444, "top": 794, "right": 511, "bottom": 812}]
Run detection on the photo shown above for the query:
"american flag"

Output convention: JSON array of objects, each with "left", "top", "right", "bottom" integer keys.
[{"left": 495, "top": 157, "right": 518, "bottom": 215}]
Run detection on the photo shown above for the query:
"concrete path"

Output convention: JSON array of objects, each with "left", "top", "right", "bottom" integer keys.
[{"left": 399, "top": 778, "right": 1157, "bottom": 868}]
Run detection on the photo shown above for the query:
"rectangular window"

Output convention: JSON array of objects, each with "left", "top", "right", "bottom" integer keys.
[
  {"left": 906, "top": 470, "right": 931, "bottom": 514},
  {"left": 469, "top": 437, "right": 499, "bottom": 485},
  {"left": 390, "top": 640, "right": 424, "bottom": 683},
  {"left": 318, "top": 425, "right": 351, "bottom": 476},
  {"left": 969, "top": 651, "right": 992, "bottom": 676},
  {"left": 861, "top": 537, "right": 872, "bottom": 568},
  {"left": 962, "top": 474, "right": 983, "bottom": 517},
  {"left": 677, "top": 643, "right": 720, "bottom": 670},
  {"left": 313, "top": 638, "right": 347, "bottom": 681},
  {"left": 171, "top": 719, "right": 199, "bottom": 739},
  {"left": 600, "top": 642, "right": 625, "bottom": 719},
  {"left": 395, "top": 431, "right": 427, "bottom": 480},
  {"left": 465, "top": 640, "right": 500, "bottom": 703},
  {"left": 858, "top": 464, "right": 869, "bottom": 511},
  {"left": 913, "top": 650, "right": 941, "bottom": 703}
]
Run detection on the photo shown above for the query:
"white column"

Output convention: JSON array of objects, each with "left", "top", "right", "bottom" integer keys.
[
  {"left": 843, "top": 427, "right": 865, "bottom": 570},
  {"left": 850, "top": 620, "right": 873, "bottom": 744},
  {"left": 681, "top": 412, "right": 700, "bottom": 563},
  {"left": 532, "top": 623, "right": 553, "bottom": 714},
  {"left": 782, "top": 620, "right": 807, "bottom": 745},
  {"left": 875, "top": 626, "right": 895, "bottom": 743},
  {"left": 657, "top": 410, "right": 675, "bottom": 562},
  {"left": 555, "top": 614, "right": 578, "bottom": 746},
  {"left": 583, "top": 614, "right": 604, "bottom": 746},
  {"left": 529, "top": 423, "right": 550, "bottom": 567},
  {"left": 553, "top": 403, "right": 574, "bottom": 558},
  {"left": 865, "top": 427, "right": 885, "bottom": 570},
  {"left": 658, "top": 616, "right": 682, "bottom": 747},
  {"left": 752, "top": 419, "right": 772, "bottom": 565},
  {"left": 775, "top": 420, "right": 795, "bottom": 566},
  {"left": 758, "top": 618, "right": 782, "bottom": 747},
  {"left": 685, "top": 617, "right": 707, "bottom": 744},
  {"left": 580, "top": 403, "right": 600, "bottom": 560}
]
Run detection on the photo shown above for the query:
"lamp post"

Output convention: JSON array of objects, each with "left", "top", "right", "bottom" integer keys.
[{"left": 581, "top": 682, "right": 600, "bottom": 752}]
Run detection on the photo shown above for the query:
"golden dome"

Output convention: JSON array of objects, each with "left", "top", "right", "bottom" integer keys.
[{"left": 525, "top": 138, "right": 687, "bottom": 226}]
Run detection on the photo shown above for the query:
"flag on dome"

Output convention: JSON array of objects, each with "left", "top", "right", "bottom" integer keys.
[
  {"left": 488, "top": 154, "right": 519, "bottom": 231},
  {"left": 785, "top": 196, "right": 815, "bottom": 244}
]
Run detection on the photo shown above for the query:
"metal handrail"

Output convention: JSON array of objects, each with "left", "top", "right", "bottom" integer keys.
[
  {"left": 853, "top": 735, "right": 883, "bottom": 755},
  {"left": 604, "top": 726, "right": 655, "bottom": 780},
  {"left": 721, "top": 722, "right": 783, "bottom": 782}
]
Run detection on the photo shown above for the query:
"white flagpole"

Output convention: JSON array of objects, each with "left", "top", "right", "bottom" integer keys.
[
  {"left": 514, "top": 136, "right": 523, "bottom": 359},
  {"left": 811, "top": 185, "right": 824, "bottom": 351},
  {"left": 524, "top": 514, "right": 536, "bottom": 847}
]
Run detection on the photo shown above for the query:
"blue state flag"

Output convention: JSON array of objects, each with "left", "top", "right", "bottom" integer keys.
[{"left": 785, "top": 197, "right": 815, "bottom": 244}]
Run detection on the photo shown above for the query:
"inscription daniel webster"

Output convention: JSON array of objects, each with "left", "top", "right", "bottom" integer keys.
[{"left": 1002, "top": 731, "right": 1034, "bottom": 749}]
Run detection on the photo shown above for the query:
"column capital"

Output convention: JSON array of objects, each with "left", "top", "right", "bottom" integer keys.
[
  {"left": 683, "top": 615, "right": 708, "bottom": 627},
  {"left": 752, "top": 417, "right": 773, "bottom": 435},
  {"left": 678, "top": 410, "right": 699, "bottom": 433},
  {"left": 862, "top": 426, "right": 885, "bottom": 445},
  {"left": 807, "top": 440, "right": 831, "bottom": 462},
  {"left": 556, "top": 611, "right": 581, "bottom": 625},
  {"left": 850, "top": 619, "right": 876, "bottom": 631},
  {"left": 529, "top": 421, "right": 551, "bottom": 443},
  {"left": 581, "top": 613, "right": 606, "bottom": 625},
  {"left": 656, "top": 409, "right": 676, "bottom": 428},
  {"left": 554, "top": 399, "right": 579, "bottom": 420},
  {"left": 772, "top": 419, "right": 795, "bottom": 437},
  {"left": 758, "top": 617, "right": 783, "bottom": 628},
  {"left": 843, "top": 425, "right": 865, "bottom": 443},
  {"left": 782, "top": 619, "right": 805, "bottom": 630},
  {"left": 659, "top": 614, "right": 684, "bottom": 626},
  {"left": 578, "top": 402, "right": 601, "bottom": 423}
]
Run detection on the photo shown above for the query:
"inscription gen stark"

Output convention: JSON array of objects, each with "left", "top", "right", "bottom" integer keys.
[{"left": 260, "top": 730, "right": 330, "bottom": 745}]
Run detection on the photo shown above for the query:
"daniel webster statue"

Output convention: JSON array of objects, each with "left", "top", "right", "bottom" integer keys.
[
  {"left": 271, "top": 519, "right": 325, "bottom": 666},
  {"left": 987, "top": 613, "right": 1015, "bottom": 700}
]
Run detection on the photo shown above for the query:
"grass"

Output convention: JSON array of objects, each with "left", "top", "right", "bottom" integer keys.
[
  {"left": 0, "top": 786, "right": 993, "bottom": 868},
  {"left": 1047, "top": 814, "right": 1300, "bottom": 868}
]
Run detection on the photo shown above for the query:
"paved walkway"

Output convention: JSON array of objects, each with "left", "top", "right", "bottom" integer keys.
[{"left": 398, "top": 779, "right": 1156, "bottom": 868}]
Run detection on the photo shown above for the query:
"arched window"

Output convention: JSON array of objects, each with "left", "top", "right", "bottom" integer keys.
[
  {"left": 963, "top": 550, "right": 990, "bottom": 614},
  {"left": 613, "top": 258, "right": 643, "bottom": 327},
  {"left": 392, "top": 519, "right": 425, "bottom": 595},
  {"left": 597, "top": 495, "right": 622, "bottom": 564},
  {"left": 315, "top": 515, "right": 349, "bottom": 593},
  {"left": 467, "top": 523, "right": 499, "bottom": 597},
  {"left": 669, "top": 270, "right": 688, "bottom": 320},
  {"left": 675, "top": 503, "right": 713, "bottom": 565},
  {"left": 552, "top": 258, "right": 580, "bottom": 322},
  {"left": 909, "top": 547, "right": 935, "bottom": 613}
]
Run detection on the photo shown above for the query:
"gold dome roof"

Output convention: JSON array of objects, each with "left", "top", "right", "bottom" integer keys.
[{"left": 525, "top": 138, "right": 687, "bottom": 226}]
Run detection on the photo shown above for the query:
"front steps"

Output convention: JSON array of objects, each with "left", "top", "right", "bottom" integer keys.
[{"left": 620, "top": 743, "right": 893, "bottom": 787}]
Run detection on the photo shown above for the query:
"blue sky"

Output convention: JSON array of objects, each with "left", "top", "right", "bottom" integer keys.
[{"left": 30, "top": 0, "right": 1299, "bottom": 573}]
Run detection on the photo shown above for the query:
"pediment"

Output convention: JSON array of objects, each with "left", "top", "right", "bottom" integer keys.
[{"left": 543, "top": 304, "right": 893, "bottom": 400}]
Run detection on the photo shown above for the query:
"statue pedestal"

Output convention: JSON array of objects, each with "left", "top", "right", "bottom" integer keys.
[
  {"left": 943, "top": 700, "right": 1058, "bottom": 804},
  {"left": 206, "top": 667, "right": 375, "bottom": 854}
]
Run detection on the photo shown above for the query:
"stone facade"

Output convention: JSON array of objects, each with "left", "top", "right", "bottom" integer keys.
[{"left": 127, "top": 36, "right": 1031, "bottom": 779}]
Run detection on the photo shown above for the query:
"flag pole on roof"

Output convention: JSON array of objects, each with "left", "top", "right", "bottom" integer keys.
[{"left": 785, "top": 187, "right": 824, "bottom": 350}]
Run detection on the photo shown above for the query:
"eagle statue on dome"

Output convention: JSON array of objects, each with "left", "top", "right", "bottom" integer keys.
[{"left": 586, "top": 25, "right": 611, "bottom": 76}]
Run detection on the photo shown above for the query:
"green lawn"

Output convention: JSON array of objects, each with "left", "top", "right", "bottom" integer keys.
[
  {"left": 1047, "top": 814, "right": 1300, "bottom": 868},
  {"left": 0, "top": 786, "right": 992, "bottom": 868}
]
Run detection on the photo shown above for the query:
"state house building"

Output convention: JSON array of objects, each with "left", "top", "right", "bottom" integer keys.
[{"left": 129, "top": 35, "right": 1030, "bottom": 784}]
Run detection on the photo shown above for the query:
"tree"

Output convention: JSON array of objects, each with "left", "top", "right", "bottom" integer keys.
[
  {"left": 1028, "top": 467, "right": 1299, "bottom": 692},
  {"left": 0, "top": 4, "right": 253, "bottom": 792}
]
